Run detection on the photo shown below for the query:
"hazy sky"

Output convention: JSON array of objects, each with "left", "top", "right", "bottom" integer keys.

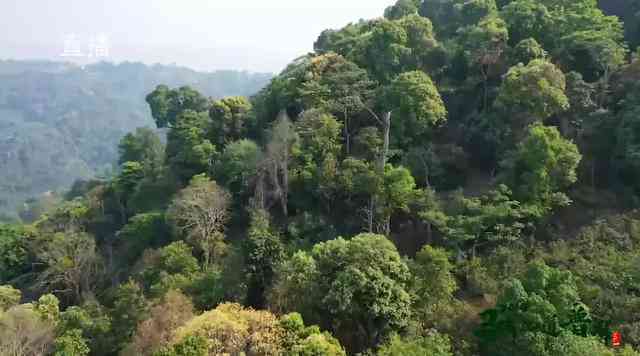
[{"left": 0, "top": 0, "right": 394, "bottom": 73}]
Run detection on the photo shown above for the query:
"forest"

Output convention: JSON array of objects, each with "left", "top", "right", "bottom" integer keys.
[
  {"left": 4, "top": 0, "right": 640, "bottom": 355},
  {"left": 0, "top": 60, "right": 270, "bottom": 221}
]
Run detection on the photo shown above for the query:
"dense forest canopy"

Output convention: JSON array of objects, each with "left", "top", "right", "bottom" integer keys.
[
  {"left": 5, "top": 0, "right": 640, "bottom": 355},
  {"left": 0, "top": 60, "right": 271, "bottom": 222}
]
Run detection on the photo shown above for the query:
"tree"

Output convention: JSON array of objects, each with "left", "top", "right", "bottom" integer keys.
[
  {"left": 501, "top": 0, "right": 552, "bottom": 46},
  {"left": 58, "top": 300, "right": 113, "bottom": 356},
  {"left": 146, "top": 85, "right": 210, "bottom": 128},
  {"left": 445, "top": 185, "right": 531, "bottom": 255},
  {"left": 511, "top": 38, "right": 548, "bottom": 65},
  {"left": 500, "top": 123, "right": 582, "bottom": 217},
  {"left": 111, "top": 280, "right": 149, "bottom": 350},
  {"left": 208, "top": 96, "right": 252, "bottom": 146},
  {"left": 460, "top": 15, "right": 509, "bottom": 110},
  {"left": 118, "top": 127, "right": 164, "bottom": 166},
  {"left": 296, "top": 53, "right": 376, "bottom": 154},
  {"left": 358, "top": 19, "right": 412, "bottom": 83},
  {"left": 496, "top": 59, "right": 569, "bottom": 125},
  {"left": 0, "top": 224, "right": 32, "bottom": 283},
  {"left": 559, "top": 30, "right": 627, "bottom": 103},
  {"left": 35, "top": 231, "right": 101, "bottom": 303},
  {"left": 243, "top": 209, "right": 284, "bottom": 308},
  {"left": 384, "top": 0, "right": 420, "bottom": 20},
  {"left": 165, "top": 110, "right": 216, "bottom": 183},
  {"left": 127, "top": 290, "right": 195, "bottom": 356},
  {"left": 259, "top": 112, "right": 299, "bottom": 217},
  {"left": 409, "top": 246, "right": 458, "bottom": 330},
  {"left": 218, "top": 139, "right": 262, "bottom": 197},
  {"left": 270, "top": 233, "right": 412, "bottom": 353},
  {"left": 291, "top": 109, "right": 342, "bottom": 208},
  {"left": 54, "top": 329, "right": 90, "bottom": 356},
  {"left": 384, "top": 70, "right": 447, "bottom": 150},
  {"left": 476, "top": 261, "right": 595, "bottom": 356},
  {"left": 167, "top": 175, "right": 231, "bottom": 269}
]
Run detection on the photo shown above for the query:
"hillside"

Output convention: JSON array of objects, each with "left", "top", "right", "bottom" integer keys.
[
  {"left": 0, "top": 60, "right": 271, "bottom": 221},
  {"left": 4, "top": 0, "right": 640, "bottom": 355}
]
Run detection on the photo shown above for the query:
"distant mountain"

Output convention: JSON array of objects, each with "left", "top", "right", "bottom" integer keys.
[{"left": 0, "top": 60, "right": 271, "bottom": 221}]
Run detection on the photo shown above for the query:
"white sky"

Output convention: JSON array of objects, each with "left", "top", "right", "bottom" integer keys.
[{"left": 0, "top": 0, "right": 394, "bottom": 73}]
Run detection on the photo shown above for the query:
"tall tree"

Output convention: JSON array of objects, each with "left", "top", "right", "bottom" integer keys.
[{"left": 167, "top": 175, "right": 231, "bottom": 269}]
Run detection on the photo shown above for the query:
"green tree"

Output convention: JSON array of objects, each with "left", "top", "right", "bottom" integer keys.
[
  {"left": 111, "top": 280, "right": 149, "bottom": 350},
  {"left": 476, "top": 261, "right": 594, "bottom": 355},
  {"left": 378, "top": 332, "right": 453, "bottom": 356},
  {"left": 208, "top": 96, "right": 252, "bottom": 146},
  {"left": 496, "top": 59, "right": 569, "bottom": 126},
  {"left": 146, "top": 85, "right": 210, "bottom": 128},
  {"left": 501, "top": 0, "right": 552, "bottom": 46},
  {"left": 511, "top": 38, "right": 548, "bottom": 65},
  {"left": 270, "top": 233, "right": 412, "bottom": 353},
  {"left": 218, "top": 139, "right": 262, "bottom": 197},
  {"left": 244, "top": 209, "right": 284, "bottom": 308},
  {"left": 384, "top": 0, "right": 420, "bottom": 20},
  {"left": 0, "top": 224, "right": 32, "bottom": 282},
  {"left": 54, "top": 329, "right": 90, "bottom": 356},
  {"left": 118, "top": 127, "right": 164, "bottom": 166},
  {"left": 165, "top": 110, "right": 216, "bottom": 183},
  {"left": 500, "top": 123, "right": 582, "bottom": 217},
  {"left": 409, "top": 246, "right": 458, "bottom": 330}
]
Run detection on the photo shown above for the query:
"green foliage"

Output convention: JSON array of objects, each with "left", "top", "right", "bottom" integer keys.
[
  {"left": 165, "top": 110, "right": 217, "bottom": 183},
  {"left": 271, "top": 233, "right": 412, "bottom": 352},
  {"left": 511, "top": 38, "right": 548, "bottom": 65},
  {"left": 409, "top": 246, "right": 458, "bottom": 328},
  {"left": 378, "top": 332, "right": 453, "bottom": 356},
  {"left": 218, "top": 139, "right": 262, "bottom": 196},
  {"left": 58, "top": 300, "right": 113, "bottom": 356},
  {"left": 385, "top": 70, "right": 447, "bottom": 139},
  {"left": 208, "top": 96, "right": 252, "bottom": 146},
  {"left": 111, "top": 280, "right": 149, "bottom": 349},
  {"left": 118, "top": 127, "right": 164, "bottom": 166},
  {"left": 0, "top": 224, "right": 32, "bottom": 282},
  {"left": 496, "top": 59, "right": 568, "bottom": 121},
  {"left": 501, "top": 0, "right": 552, "bottom": 46},
  {"left": 244, "top": 209, "right": 284, "bottom": 308},
  {"left": 476, "top": 261, "right": 594, "bottom": 355},
  {"left": 385, "top": 0, "right": 420, "bottom": 20},
  {"left": 54, "top": 329, "right": 90, "bottom": 356},
  {"left": 500, "top": 123, "right": 582, "bottom": 216},
  {"left": 146, "top": 86, "right": 210, "bottom": 128},
  {"left": 117, "top": 212, "right": 170, "bottom": 266},
  {"left": 445, "top": 185, "right": 531, "bottom": 253}
]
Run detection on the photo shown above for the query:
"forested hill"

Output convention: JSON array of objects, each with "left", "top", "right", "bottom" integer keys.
[
  {"left": 6, "top": 0, "right": 640, "bottom": 355},
  {"left": 0, "top": 60, "right": 271, "bottom": 221}
]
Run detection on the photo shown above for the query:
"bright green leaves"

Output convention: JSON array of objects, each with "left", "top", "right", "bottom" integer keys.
[
  {"left": 500, "top": 123, "right": 581, "bottom": 216},
  {"left": 386, "top": 70, "right": 447, "bottom": 127},
  {"left": 496, "top": 59, "right": 568, "bottom": 120}
]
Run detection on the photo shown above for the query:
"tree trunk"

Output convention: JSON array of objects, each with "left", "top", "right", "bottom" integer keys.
[
  {"left": 344, "top": 110, "right": 351, "bottom": 155},
  {"left": 379, "top": 112, "right": 391, "bottom": 172}
]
